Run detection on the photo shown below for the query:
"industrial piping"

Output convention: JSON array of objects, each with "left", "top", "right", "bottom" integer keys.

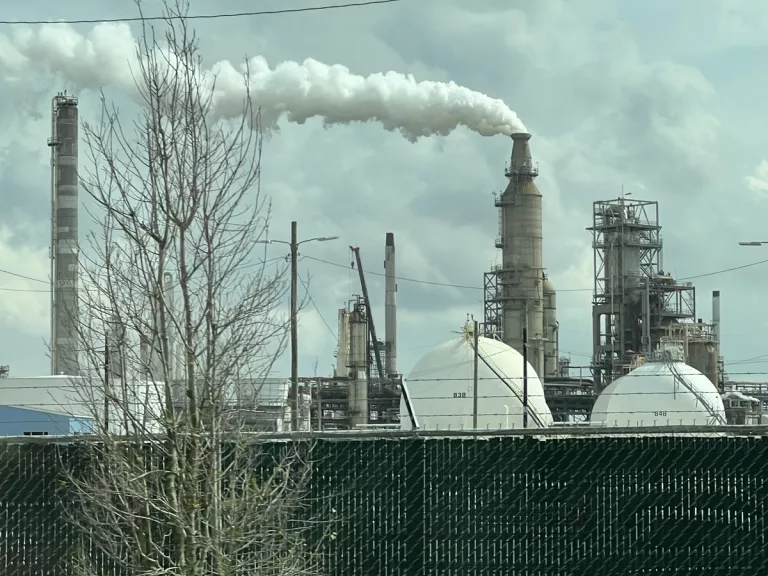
[
  {"left": 384, "top": 232, "right": 398, "bottom": 376},
  {"left": 48, "top": 92, "right": 80, "bottom": 376}
]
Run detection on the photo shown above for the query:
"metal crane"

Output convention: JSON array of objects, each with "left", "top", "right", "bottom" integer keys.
[
  {"left": 350, "top": 245, "right": 419, "bottom": 429},
  {"left": 350, "top": 246, "right": 385, "bottom": 380}
]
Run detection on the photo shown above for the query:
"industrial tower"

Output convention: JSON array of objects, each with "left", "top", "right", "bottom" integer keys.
[
  {"left": 483, "top": 133, "right": 556, "bottom": 378},
  {"left": 589, "top": 197, "right": 696, "bottom": 390},
  {"left": 48, "top": 92, "right": 80, "bottom": 376}
]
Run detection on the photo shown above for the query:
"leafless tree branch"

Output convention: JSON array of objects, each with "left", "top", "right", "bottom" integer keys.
[{"left": 59, "top": 1, "right": 329, "bottom": 574}]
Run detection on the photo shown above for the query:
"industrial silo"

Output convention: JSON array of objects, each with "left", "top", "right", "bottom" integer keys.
[{"left": 400, "top": 322, "right": 553, "bottom": 430}]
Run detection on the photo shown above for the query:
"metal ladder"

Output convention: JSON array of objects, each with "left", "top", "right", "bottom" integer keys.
[
  {"left": 470, "top": 340, "right": 547, "bottom": 428},
  {"left": 666, "top": 361, "right": 726, "bottom": 425}
]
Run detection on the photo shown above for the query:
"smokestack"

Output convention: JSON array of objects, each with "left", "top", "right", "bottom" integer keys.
[
  {"left": 510, "top": 132, "right": 535, "bottom": 175},
  {"left": 497, "top": 133, "right": 545, "bottom": 377},
  {"left": 712, "top": 290, "right": 721, "bottom": 349},
  {"left": 48, "top": 92, "right": 80, "bottom": 376},
  {"left": 167, "top": 275, "right": 184, "bottom": 386},
  {"left": 384, "top": 232, "right": 398, "bottom": 376},
  {"left": 139, "top": 336, "right": 150, "bottom": 377},
  {"left": 147, "top": 286, "right": 164, "bottom": 381},
  {"left": 162, "top": 273, "right": 184, "bottom": 403},
  {"left": 107, "top": 314, "right": 125, "bottom": 380}
]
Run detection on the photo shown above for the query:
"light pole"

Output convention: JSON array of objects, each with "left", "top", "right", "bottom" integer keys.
[
  {"left": 257, "top": 221, "right": 339, "bottom": 431},
  {"left": 739, "top": 241, "right": 768, "bottom": 246}
]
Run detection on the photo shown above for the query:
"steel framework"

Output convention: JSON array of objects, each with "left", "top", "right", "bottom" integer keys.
[
  {"left": 482, "top": 269, "right": 503, "bottom": 340},
  {"left": 589, "top": 198, "right": 695, "bottom": 390}
]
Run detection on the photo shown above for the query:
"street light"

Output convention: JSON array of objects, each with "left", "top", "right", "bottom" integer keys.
[
  {"left": 257, "top": 221, "right": 339, "bottom": 431},
  {"left": 739, "top": 241, "right": 768, "bottom": 246}
]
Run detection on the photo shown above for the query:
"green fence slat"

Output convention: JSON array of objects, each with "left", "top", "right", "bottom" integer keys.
[{"left": 0, "top": 435, "right": 767, "bottom": 575}]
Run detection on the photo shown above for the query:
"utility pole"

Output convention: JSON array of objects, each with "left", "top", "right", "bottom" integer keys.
[
  {"left": 472, "top": 319, "right": 479, "bottom": 429},
  {"left": 290, "top": 221, "right": 298, "bottom": 432},
  {"left": 522, "top": 327, "right": 528, "bottom": 429},
  {"left": 258, "top": 222, "right": 338, "bottom": 432}
]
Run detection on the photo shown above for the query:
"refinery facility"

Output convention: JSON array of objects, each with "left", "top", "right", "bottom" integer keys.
[{"left": 0, "top": 90, "right": 766, "bottom": 435}]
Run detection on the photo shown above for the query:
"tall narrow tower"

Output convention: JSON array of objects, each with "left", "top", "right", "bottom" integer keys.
[
  {"left": 487, "top": 133, "right": 545, "bottom": 376},
  {"left": 384, "top": 232, "right": 398, "bottom": 377},
  {"left": 48, "top": 92, "right": 80, "bottom": 376}
]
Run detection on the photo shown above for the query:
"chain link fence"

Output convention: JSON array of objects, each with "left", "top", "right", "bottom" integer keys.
[{"left": 0, "top": 429, "right": 767, "bottom": 574}]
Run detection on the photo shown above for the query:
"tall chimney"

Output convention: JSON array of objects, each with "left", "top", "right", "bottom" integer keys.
[
  {"left": 712, "top": 290, "right": 721, "bottom": 352},
  {"left": 496, "top": 133, "right": 545, "bottom": 377},
  {"left": 384, "top": 232, "right": 398, "bottom": 376},
  {"left": 107, "top": 314, "right": 126, "bottom": 380},
  {"left": 48, "top": 92, "right": 80, "bottom": 376}
]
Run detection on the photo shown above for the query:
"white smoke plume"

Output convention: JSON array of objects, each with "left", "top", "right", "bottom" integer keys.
[{"left": 0, "top": 22, "right": 526, "bottom": 141}]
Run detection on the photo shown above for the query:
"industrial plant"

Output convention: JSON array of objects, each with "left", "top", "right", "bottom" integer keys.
[{"left": 0, "top": 90, "right": 766, "bottom": 435}]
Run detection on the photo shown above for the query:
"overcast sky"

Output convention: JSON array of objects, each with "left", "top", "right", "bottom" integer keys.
[{"left": 1, "top": 0, "right": 767, "bottom": 382}]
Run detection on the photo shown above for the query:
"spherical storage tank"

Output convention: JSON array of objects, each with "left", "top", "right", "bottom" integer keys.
[
  {"left": 590, "top": 360, "right": 726, "bottom": 427},
  {"left": 400, "top": 325, "right": 553, "bottom": 430}
]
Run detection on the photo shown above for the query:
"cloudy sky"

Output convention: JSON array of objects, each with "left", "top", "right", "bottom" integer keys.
[{"left": 0, "top": 0, "right": 767, "bottom": 383}]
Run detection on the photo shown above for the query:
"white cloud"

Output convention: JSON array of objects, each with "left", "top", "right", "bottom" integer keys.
[
  {"left": 745, "top": 160, "right": 768, "bottom": 195},
  {"left": 0, "top": 0, "right": 767, "bottom": 381}
]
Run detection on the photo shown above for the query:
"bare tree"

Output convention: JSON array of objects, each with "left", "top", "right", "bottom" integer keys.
[{"left": 61, "top": 1, "right": 327, "bottom": 574}]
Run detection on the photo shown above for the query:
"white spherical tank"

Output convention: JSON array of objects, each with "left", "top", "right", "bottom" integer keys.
[
  {"left": 590, "top": 361, "right": 726, "bottom": 427},
  {"left": 400, "top": 330, "right": 553, "bottom": 430}
]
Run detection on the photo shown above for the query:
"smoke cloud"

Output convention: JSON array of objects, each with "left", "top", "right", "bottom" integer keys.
[{"left": 0, "top": 22, "right": 526, "bottom": 141}]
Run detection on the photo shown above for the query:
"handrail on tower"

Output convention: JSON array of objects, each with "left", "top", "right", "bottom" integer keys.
[
  {"left": 468, "top": 338, "right": 547, "bottom": 429},
  {"left": 665, "top": 359, "right": 726, "bottom": 425}
]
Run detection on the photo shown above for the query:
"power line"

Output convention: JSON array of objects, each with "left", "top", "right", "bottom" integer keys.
[
  {"left": 0, "top": 0, "right": 403, "bottom": 25},
  {"left": 0, "top": 287, "right": 48, "bottom": 293},
  {"left": 304, "top": 255, "right": 768, "bottom": 293},
  {"left": 0, "top": 268, "right": 47, "bottom": 284},
  {"left": 298, "top": 273, "right": 337, "bottom": 341},
  {"left": 303, "top": 255, "right": 482, "bottom": 290},
  {"left": 678, "top": 258, "right": 768, "bottom": 281},
  {"left": 4, "top": 253, "right": 768, "bottom": 295},
  {"left": 0, "top": 255, "right": 288, "bottom": 293}
]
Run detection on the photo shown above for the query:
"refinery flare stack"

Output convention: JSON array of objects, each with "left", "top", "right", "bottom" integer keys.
[{"left": 482, "top": 133, "right": 558, "bottom": 379}]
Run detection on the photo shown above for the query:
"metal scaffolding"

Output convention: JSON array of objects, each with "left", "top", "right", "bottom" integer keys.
[
  {"left": 482, "top": 269, "right": 503, "bottom": 340},
  {"left": 589, "top": 198, "right": 695, "bottom": 390}
]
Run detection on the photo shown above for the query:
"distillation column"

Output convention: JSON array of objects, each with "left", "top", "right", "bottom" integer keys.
[
  {"left": 335, "top": 309, "right": 351, "bottom": 378},
  {"left": 348, "top": 302, "right": 369, "bottom": 428},
  {"left": 496, "top": 133, "right": 545, "bottom": 376},
  {"left": 543, "top": 277, "right": 558, "bottom": 377},
  {"left": 48, "top": 92, "right": 80, "bottom": 376}
]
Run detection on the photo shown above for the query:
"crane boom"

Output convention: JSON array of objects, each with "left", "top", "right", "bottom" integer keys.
[{"left": 350, "top": 246, "right": 385, "bottom": 380}]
